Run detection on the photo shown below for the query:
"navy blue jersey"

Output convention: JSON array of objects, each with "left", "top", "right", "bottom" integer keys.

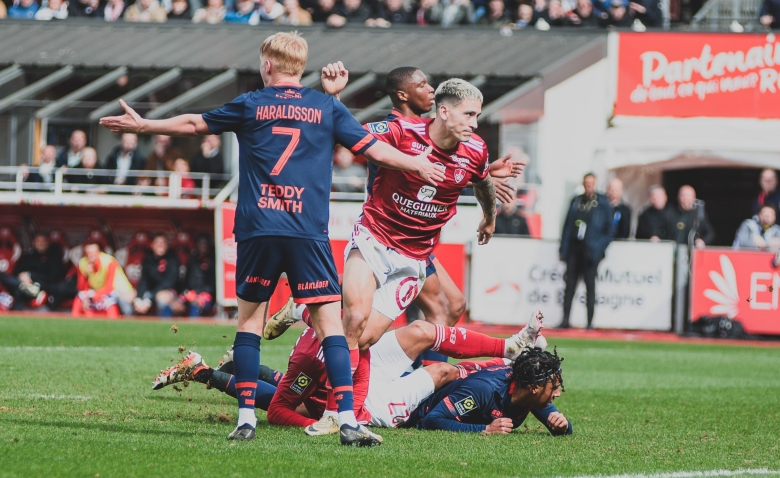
[
  {"left": 406, "top": 366, "right": 572, "bottom": 435},
  {"left": 203, "top": 84, "right": 376, "bottom": 242},
  {"left": 365, "top": 109, "right": 401, "bottom": 197}
]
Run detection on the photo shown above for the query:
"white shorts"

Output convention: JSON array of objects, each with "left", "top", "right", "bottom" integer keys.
[
  {"left": 346, "top": 222, "right": 426, "bottom": 320},
  {"left": 365, "top": 331, "right": 436, "bottom": 428}
]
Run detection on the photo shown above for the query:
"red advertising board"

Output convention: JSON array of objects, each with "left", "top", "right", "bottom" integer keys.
[
  {"left": 217, "top": 202, "right": 466, "bottom": 320},
  {"left": 616, "top": 32, "right": 780, "bottom": 118},
  {"left": 690, "top": 248, "right": 780, "bottom": 335}
]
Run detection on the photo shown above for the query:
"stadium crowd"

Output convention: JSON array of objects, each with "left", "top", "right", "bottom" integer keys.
[
  {"left": 0, "top": 227, "right": 217, "bottom": 317},
  {"left": 0, "top": 0, "right": 672, "bottom": 31}
]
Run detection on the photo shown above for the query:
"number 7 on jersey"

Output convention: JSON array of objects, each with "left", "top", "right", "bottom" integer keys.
[{"left": 270, "top": 127, "right": 301, "bottom": 176}]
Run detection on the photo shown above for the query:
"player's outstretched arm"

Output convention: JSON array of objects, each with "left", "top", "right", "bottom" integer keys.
[
  {"left": 362, "top": 142, "right": 445, "bottom": 186},
  {"left": 493, "top": 177, "right": 516, "bottom": 204},
  {"left": 474, "top": 176, "right": 497, "bottom": 245},
  {"left": 488, "top": 151, "right": 526, "bottom": 179},
  {"left": 531, "top": 404, "right": 573, "bottom": 436},
  {"left": 99, "top": 99, "right": 211, "bottom": 136},
  {"left": 321, "top": 61, "right": 349, "bottom": 100}
]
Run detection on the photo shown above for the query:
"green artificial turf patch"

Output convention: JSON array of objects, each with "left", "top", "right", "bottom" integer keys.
[{"left": 0, "top": 317, "right": 778, "bottom": 478}]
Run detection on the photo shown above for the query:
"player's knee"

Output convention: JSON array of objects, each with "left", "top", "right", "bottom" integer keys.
[
  {"left": 408, "top": 320, "right": 436, "bottom": 348},
  {"left": 448, "top": 296, "right": 466, "bottom": 325},
  {"left": 425, "top": 362, "right": 458, "bottom": 388}
]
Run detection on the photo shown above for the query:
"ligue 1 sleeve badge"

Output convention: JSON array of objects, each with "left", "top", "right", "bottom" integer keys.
[{"left": 367, "top": 121, "right": 389, "bottom": 134}]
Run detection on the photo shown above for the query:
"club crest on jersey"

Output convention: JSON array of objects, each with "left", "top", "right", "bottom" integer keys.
[
  {"left": 417, "top": 185, "right": 437, "bottom": 202},
  {"left": 290, "top": 372, "right": 312, "bottom": 395},
  {"left": 454, "top": 396, "right": 478, "bottom": 416},
  {"left": 367, "top": 121, "right": 390, "bottom": 135},
  {"left": 395, "top": 277, "right": 419, "bottom": 310},
  {"left": 454, "top": 169, "right": 466, "bottom": 184}
]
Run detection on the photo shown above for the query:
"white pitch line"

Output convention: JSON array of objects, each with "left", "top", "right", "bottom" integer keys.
[
  {"left": 0, "top": 345, "right": 290, "bottom": 352},
  {"left": 559, "top": 469, "right": 780, "bottom": 478},
  {"left": 0, "top": 394, "right": 93, "bottom": 401}
]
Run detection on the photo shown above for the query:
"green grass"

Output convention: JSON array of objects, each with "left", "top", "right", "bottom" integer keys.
[{"left": 0, "top": 316, "right": 779, "bottom": 478}]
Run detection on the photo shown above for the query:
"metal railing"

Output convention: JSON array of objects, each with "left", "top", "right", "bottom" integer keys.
[
  {"left": 0, "top": 167, "right": 232, "bottom": 204},
  {"left": 691, "top": 0, "right": 765, "bottom": 31}
]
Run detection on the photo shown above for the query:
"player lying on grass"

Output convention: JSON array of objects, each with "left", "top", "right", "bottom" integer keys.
[{"left": 152, "top": 310, "right": 554, "bottom": 435}]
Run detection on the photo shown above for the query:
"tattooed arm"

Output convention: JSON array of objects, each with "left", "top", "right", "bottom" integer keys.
[{"left": 473, "top": 175, "right": 497, "bottom": 245}]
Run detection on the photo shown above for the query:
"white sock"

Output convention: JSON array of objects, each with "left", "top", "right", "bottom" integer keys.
[
  {"left": 237, "top": 408, "right": 257, "bottom": 428},
  {"left": 338, "top": 411, "right": 358, "bottom": 428},
  {"left": 293, "top": 304, "right": 306, "bottom": 320}
]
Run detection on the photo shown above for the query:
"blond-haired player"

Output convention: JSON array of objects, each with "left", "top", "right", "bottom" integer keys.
[{"left": 100, "top": 31, "right": 444, "bottom": 445}]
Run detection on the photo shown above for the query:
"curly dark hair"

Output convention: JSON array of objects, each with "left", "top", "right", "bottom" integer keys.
[{"left": 511, "top": 347, "right": 564, "bottom": 391}]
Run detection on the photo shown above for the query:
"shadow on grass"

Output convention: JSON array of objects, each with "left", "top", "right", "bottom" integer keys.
[{"left": 0, "top": 416, "right": 211, "bottom": 437}]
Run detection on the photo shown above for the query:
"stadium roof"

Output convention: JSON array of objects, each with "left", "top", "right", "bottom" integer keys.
[{"left": 0, "top": 20, "right": 606, "bottom": 78}]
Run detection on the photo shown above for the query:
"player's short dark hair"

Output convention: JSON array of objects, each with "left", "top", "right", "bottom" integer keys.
[
  {"left": 511, "top": 347, "right": 564, "bottom": 391},
  {"left": 385, "top": 67, "right": 420, "bottom": 96}
]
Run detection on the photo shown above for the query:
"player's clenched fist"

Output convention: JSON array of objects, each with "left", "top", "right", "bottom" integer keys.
[
  {"left": 484, "top": 418, "right": 514, "bottom": 435},
  {"left": 413, "top": 146, "right": 445, "bottom": 185},
  {"left": 547, "top": 412, "right": 569, "bottom": 434}
]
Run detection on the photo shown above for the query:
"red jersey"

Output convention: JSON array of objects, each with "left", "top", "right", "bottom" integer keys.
[
  {"left": 360, "top": 118, "right": 489, "bottom": 260},
  {"left": 267, "top": 327, "right": 371, "bottom": 427}
]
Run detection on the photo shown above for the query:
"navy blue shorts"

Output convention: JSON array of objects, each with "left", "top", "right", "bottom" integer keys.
[
  {"left": 236, "top": 236, "right": 341, "bottom": 304},
  {"left": 425, "top": 253, "right": 437, "bottom": 277}
]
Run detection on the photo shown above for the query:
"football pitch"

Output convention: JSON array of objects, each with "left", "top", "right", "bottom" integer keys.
[{"left": 1, "top": 317, "right": 779, "bottom": 478}]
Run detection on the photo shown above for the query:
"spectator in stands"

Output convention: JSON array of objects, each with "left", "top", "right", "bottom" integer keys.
[
  {"left": 133, "top": 233, "right": 180, "bottom": 317},
  {"left": 192, "top": 0, "right": 226, "bottom": 22},
  {"left": 733, "top": 205, "right": 780, "bottom": 251},
  {"left": 440, "top": 0, "right": 474, "bottom": 26},
  {"left": 274, "top": 0, "right": 312, "bottom": 24},
  {"left": 103, "top": 0, "right": 127, "bottom": 20},
  {"left": 145, "top": 135, "right": 182, "bottom": 171},
  {"left": 124, "top": 0, "right": 167, "bottom": 21},
  {"left": 559, "top": 173, "right": 613, "bottom": 329},
  {"left": 173, "top": 158, "right": 196, "bottom": 197},
  {"left": 190, "top": 134, "right": 224, "bottom": 186},
  {"left": 177, "top": 235, "right": 216, "bottom": 317},
  {"left": 66, "top": 147, "right": 108, "bottom": 192},
  {"left": 636, "top": 185, "right": 675, "bottom": 241},
  {"left": 599, "top": 0, "right": 632, "bottom": 26},
  {"left": 514, "top": 2, "right": 536, "bottom": 27},
  {"left": 332, "top": 145, "right": 366, "bottom": 193},
  {"left": 55, "top": 129, "right": 87, "bottom": 169},
  {"left": 543, "top": 0, "right": 574, "bottom": 25},
  {"left": 759, "top": 0, "right": 780, "bottom": 29},
  {"left": 73, "top": 240, "right": 136, "bottom": 318},
  {"left": 35, "top": 0, "right": 69, "bottom": 19},
  {"left": 369, "top": 0, "right": 412, "bottom": 26},
  {"left": 572, "top": 0, "right": 598, "bottom": 25},
  {"left": 255, "top": 0, "right": 283, "bottom": 21},
  {"left": 629, "top": 0, "right": 661, "bottom": 27},
  {"left": 592, "top": 0, "right": 623, "bottom": 15},
  {"left": 68, "top": 0, "right": 101, "bottom": 16},
  {"left": 672, "top": 185, "right": 715, "bottom": 248},
  {"left": 0, "top": 233, "right": 63, "bottom": 310},
  {"left": 224, "top": 0, "right": 257, "bottom": 22},
  {"left": 312, "top": 0, "right": 338, "bottom": 22},
  {"left": 105, "top": 133, "right": 146, "bottom": 186},
  {"left": 8, "top": 0, "right": 40, "bottom": 18},
  {"left": 167, "top": 0, "right": 191, "bottom": 19},
  {"left": 477, "top": 0, "right": 510, "bottom": 25},
  {"left": 325, "top": 0, "right": 371, "bottom": 26},
  {"left": 495, "top": 201, "right": 530, "bottom": 236},
  {"left": 607, "top": 177, "right": 631, "bottom": 239},
  {"left": 23, "top": 145, "right": 58, "bottom": 186},
  {"left": 753, "top": 168, "right": 780, "bottom": 215},
  {"left": 414, "top": 0, "right": 443, "bottom": 24}
]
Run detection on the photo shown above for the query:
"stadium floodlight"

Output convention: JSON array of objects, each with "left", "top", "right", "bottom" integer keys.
[
  {"left": 35, "top": 67, "right": 129, "bottom": 119},
  {"left": 0, "top": 66, "right": 75, "bottom": 115}
]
